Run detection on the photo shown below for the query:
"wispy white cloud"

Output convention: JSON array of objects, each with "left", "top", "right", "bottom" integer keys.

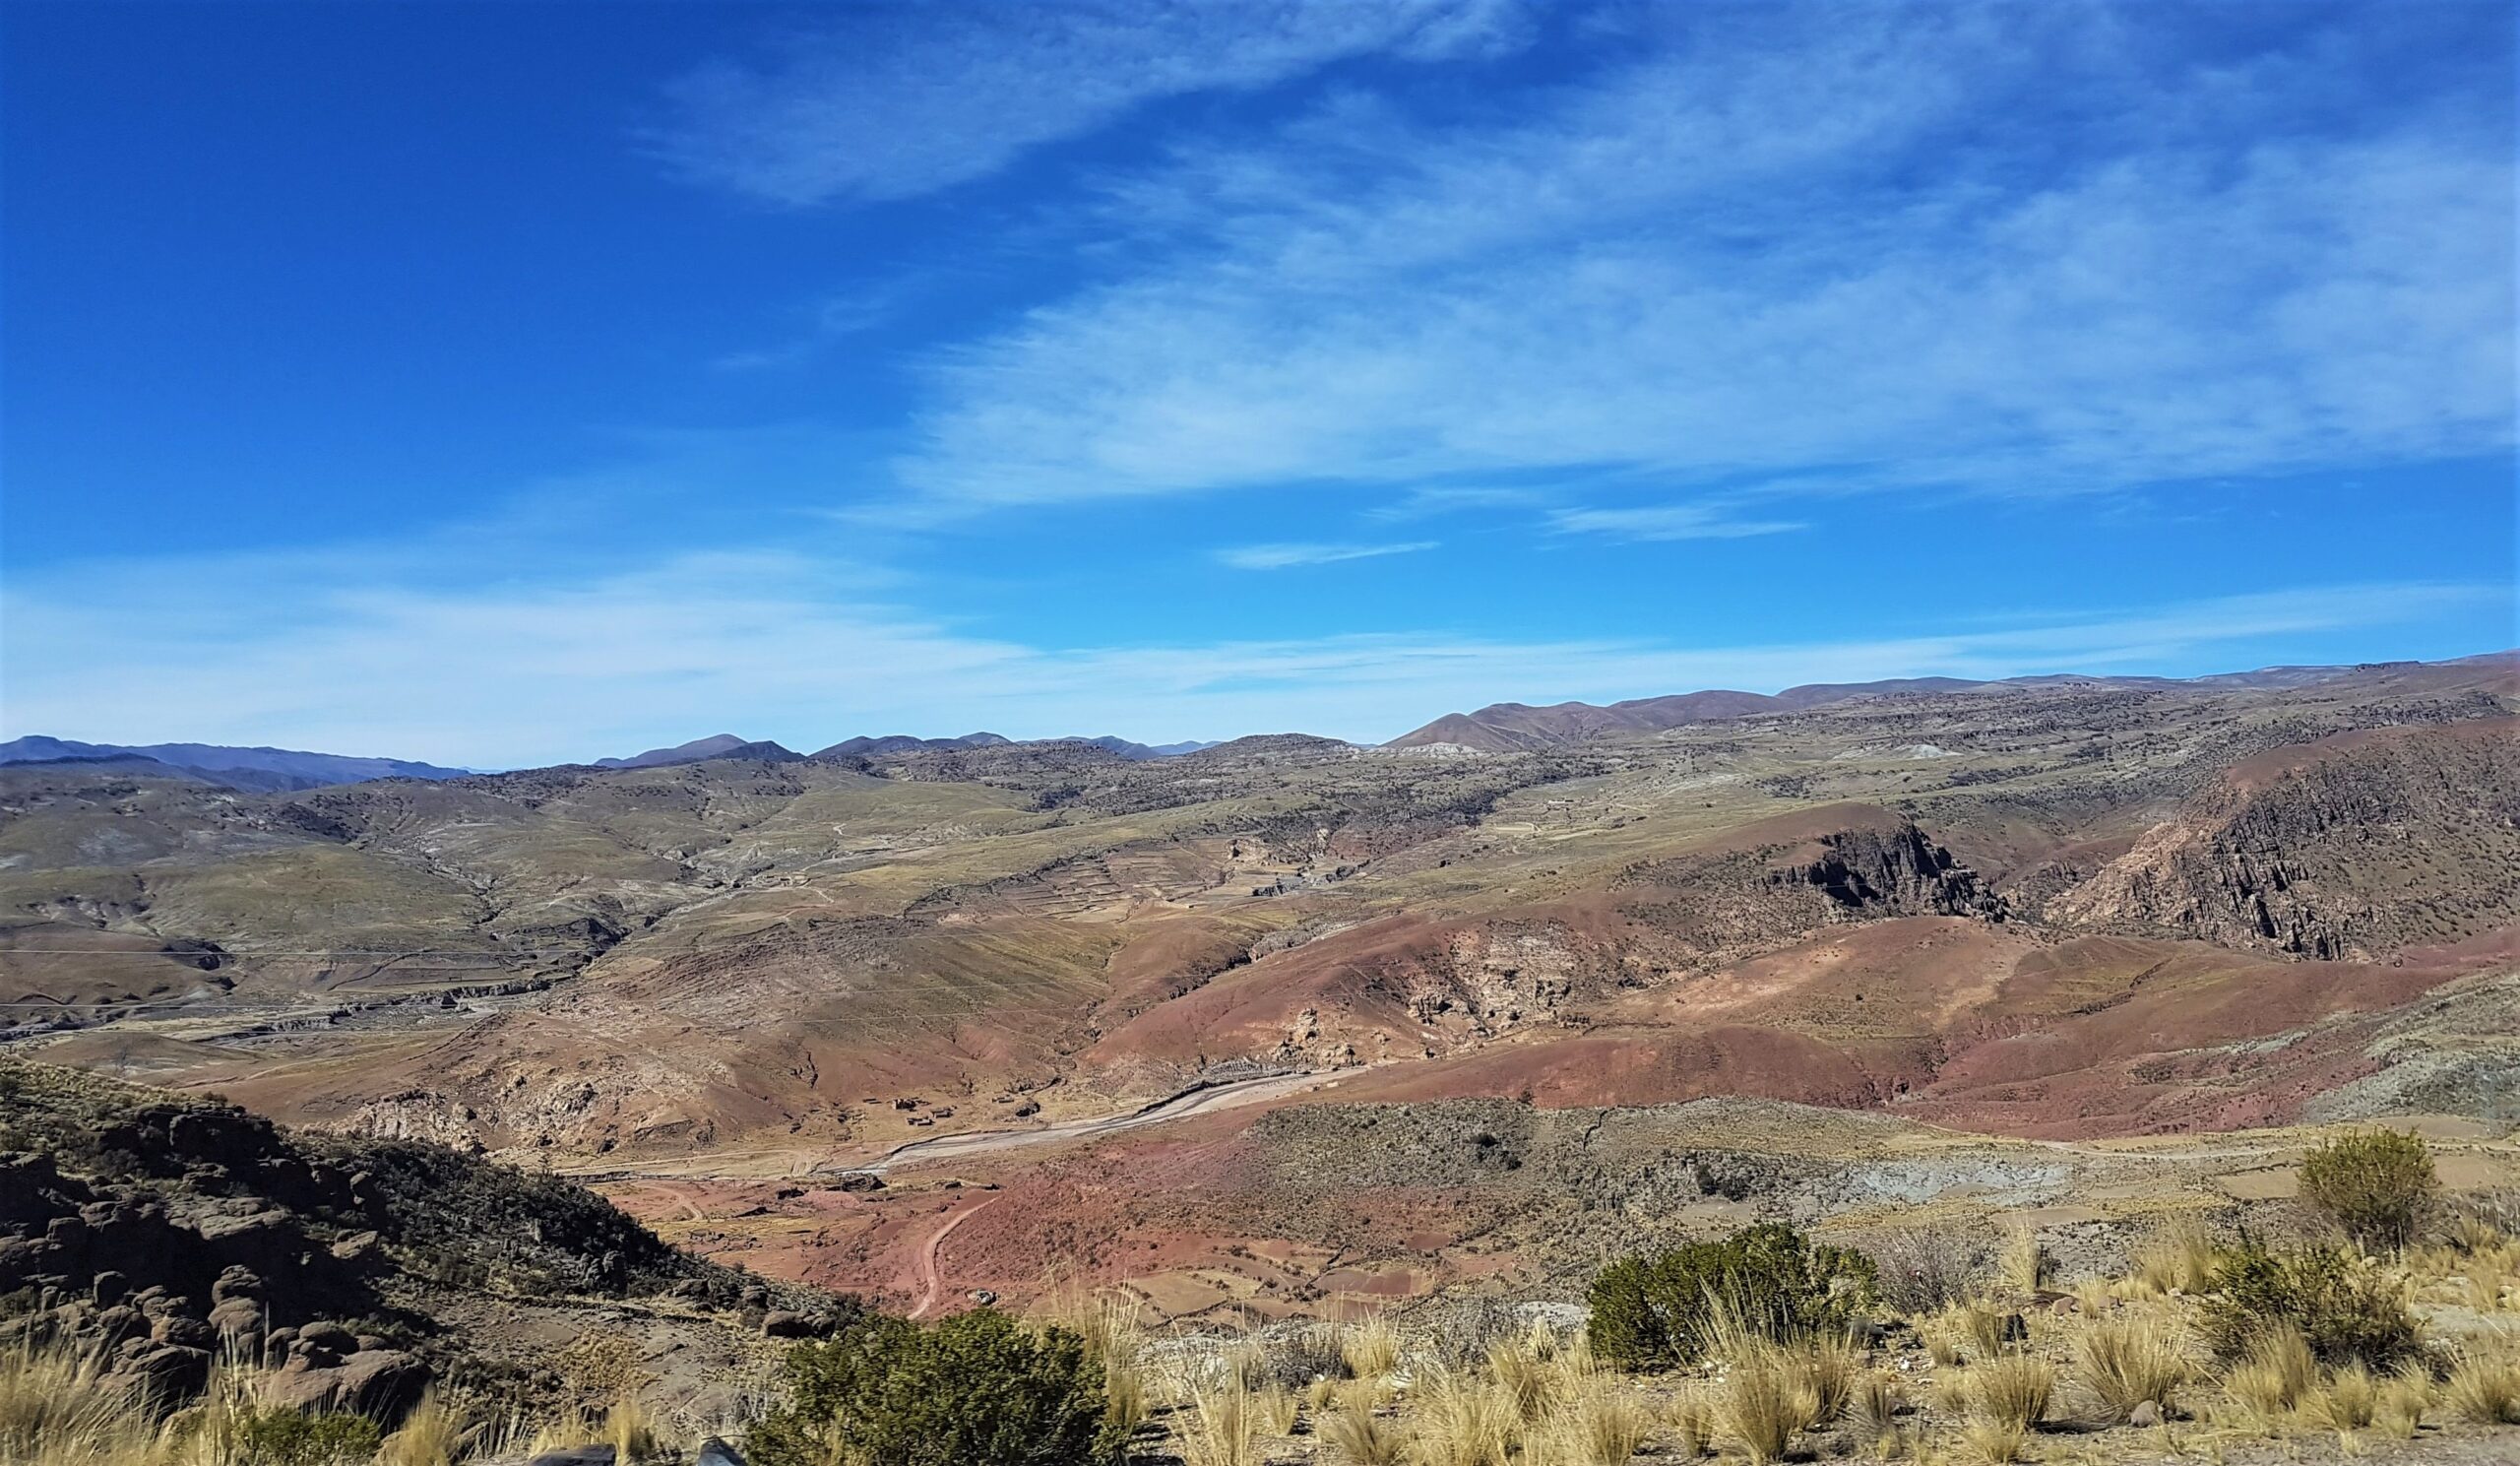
[
  {"left": 1365, "top": 485, "right": 1549, "bottom": 521},
  {"left": 654, "top": 0, "right": 1533, "bottom": 206},
  {"left": 1547, "top": 504, "right": 1805, "bottom": 542},
  {"left": 1217, "top": 541, "right": 1437, "bottom": 569},
  {"left": 881, "top": 6, "right": 2512, "bottom": 515},
  {"left": 4, "top": 540, "right": 2499, "bottom": 764}
]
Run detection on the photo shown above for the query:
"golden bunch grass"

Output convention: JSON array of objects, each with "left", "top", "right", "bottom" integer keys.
[
  {"left": 1482, "top": 1338, "right": 1553, "bottom": 1423},
  {"left": 1177, "top": 1380, "right": 1262, "bottom": 1466},
  {"left": 2222, "top": 1323, "right": 2317, "bottom": 1420},
  {"left": 1542, "top": 1375, "right": 1649, "bottom": 1466},
  {"left": 604, "top": 1386, "right": 665, "bottom": 1461},
  {"left": 1105, "top": 1360, "right": 1151, "bottom": 1435},
  {"left": 1927, "top": 1368, "right": 1974, "bottom": 1417},
  {"left": 1998, "top": 1227, "right": 2051, "bottom": 1295},
  {"left": 1790, "top": 1334, "right": 1861, "bottom": 1426},
  {"left": 1320, "top": 1398, "right": 1410, "bottom": 1465},
  {"left": 1040, "top": 1286, "right": 1146, "bottom": 1368},
  {"left": 2442, "top": 1347, "right": 2520, "bottom": 1425},
  {"left": 1956, "top": 1418, "right": 2029, "bottom": 1464},
  {"left": 1967, "top": 1354, "right": 2053, "bottom": 1432},
  {"left": 1935, "top": 1301, "right": 2010, "bottom": 1365},
  {"left": 2074, "top": 1311, "right": 2189, "bottom": 1423},
  {"left": 1341, "top": 1312, "right": 1403, "bottom": 1381},
  {"left": 1713, "top": 1350, "right": 1812, "bottom": 1465},
  {"left": 2129, "top": 1215, "right": 2219, "bottom": 1297},
  {"left": 1664, "top": 1384, "right": 1714, "bottom": 1457},
  {"left": 2303, "top": 1361, "right": 2378, "bottom": 1434},
  {"left": 0, "top": 1342, "right": 169, "bottom": 1466},
  {"left": 1256, "top": 1382, "right": 1300, "bottom": 1435},
  {"left": 2376, "top": 1363, "right": 2431, "bottom": 1438},
  {"left": 1851, "top": 1370, "right": 1902, "bottom": 1443},
  {"left": 377, "top": 1390, "right": 471, "bottom": 1466},
  {"left": 1411, "top": 1365, "right": 1520, "bottom": 1466}
]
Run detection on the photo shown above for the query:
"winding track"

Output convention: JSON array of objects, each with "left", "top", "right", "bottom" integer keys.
[
  {"left": 865, "top": 1068, "right": 1341, "bottom": 1176},
  {"left": 909, "top": 1192, "right": 1004, "bottom": 1320}
]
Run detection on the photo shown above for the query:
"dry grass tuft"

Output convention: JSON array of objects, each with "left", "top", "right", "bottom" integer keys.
[
  {"left": 1852, "top": 1371, "right": 1902, "bottom": 1444},
  {"left": 0, "top": 1343, "right": 168, "bottom": 1466},
  {"left": 1178, "top": 1380, "right": 1262, "bottom": 1466},
  {"left": 1936, "top": 1301, "right": 2010, "bottom": 1365},
  {"left": 1542, "top": 1375, "right": 1650, "bottom": 1466},
  {"left": 378, "top": 1390, "right": 471, "bottom": 1466},
  {"left": 1412, "top": 1365, "right": 1520, "bottom": 1466},
  {"left": 1482, "top": 1338, "right": 1553, "bottom": 1424},
  {"left": 1665, "top": 1385, "right": 1714, "bottom": 1457},
  {"left": 1320, "top": 1399, "right": 1410, "bottom": 1465},
  {"left": 1998, "top": 1226, "right": 2051, "bottom": 1295},
  {"left": 2443, "top": 1347, "right": 2520, "bottom": 1425},
  {"left": 1968, "top": 1354, "right": 2053, "bottom": 1433},
  {"left": 2075, "top": 1311, "right": 2189, "bottom": 1423},
  {"left": 1256, "top": 1383, "right": 1300, "bottom": 1435},
  {"left": 2223, "top": 1323, "right": 2318, "bottom": 1421},
  {"left": 1790, "top": 1334, "right": 1861, "bottom": 1426},
  {"left": 1105, "top": 1361, "right": 1151, "bottom": 1436},
  {"left": 2130, "top": 1215, "right": 2220, "bottom": 1297},
  {"left": 2303, "top": 1361, "right": 2378, "bottom": 1434},
  {"left": 2377, "top": 1362, "right": 2431, "bottom": 1438},
  {"left": 1713, "top": 1350, "right": 1810, "bottom": 1465},
  {"left": 1341, "top": 1312, "right": 1403, "bottom": 1381},
  {"left": 1957, "top": 1418, "right": 2030, "bottom": 1464}
]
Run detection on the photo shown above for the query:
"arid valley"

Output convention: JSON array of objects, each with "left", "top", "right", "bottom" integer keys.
[{"left": 9, "top": 655, "right": 2516, "bottom": 1324}]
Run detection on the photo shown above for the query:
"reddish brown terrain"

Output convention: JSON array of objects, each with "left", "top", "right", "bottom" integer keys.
[{"left": 4, "top": 653, "right": 2514, "bottom": 1319}]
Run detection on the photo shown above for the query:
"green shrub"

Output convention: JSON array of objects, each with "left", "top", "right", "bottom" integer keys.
[
  {"left": 2299, "top": 1129, "right": 2438, "bottom": 1252},
  {"left": 2200, "top": 1237, "right": 2420, "bottom": 1370},
  {"left": 1586, "top": 1223, "right": 1877, "bottom": 1370},
  {"left": 237, "top": 1408, "right": 383, "bottom": 1466},
  {"left": 746, "top": 1308, "right": 1119, "bottom": 1466}
]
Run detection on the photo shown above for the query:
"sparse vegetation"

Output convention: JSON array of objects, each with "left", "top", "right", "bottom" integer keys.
[
  {"left": 1711, "top": 1350, "right": 1808, "bottom": 1464},
  {"left": 2129, "top": 1214, "right": 2220, "bottom": 1296},
  {"left": 1868, "top": 1225, "right": 1993, "bottom": 1313},
  {"left": 2444, "top": 1346, "right": 2520, "bottom": 1425},
  {"left": 2200, "top": 1238, "right": 2420, "bottom": 1369},
  {"left": 1585, "top": 1223, "right": 1876, "bottom": 1369},
  {"left": 2298, "top": 1130, "right": 2439, "bottom": 1252},
  {"left": 2076, "top": 1312, "right": 2190, "bottom": 1423},
  {"left": 747, "top": 1308, "right": 1118, "bottom": 1466},
  {"left": 1968, "top": 1353, "right": 2053, "bottom": 1433}
]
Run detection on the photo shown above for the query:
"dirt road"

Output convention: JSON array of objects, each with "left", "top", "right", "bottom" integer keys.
[
  {"left": 869, "top": 1068, "right": 1341, "bottom": 1176},
  {"left": 910, "top": 1192, "right": 1003, "bottom": 1320}
]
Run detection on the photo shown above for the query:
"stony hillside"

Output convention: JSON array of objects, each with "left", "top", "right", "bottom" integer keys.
[
  {"left": 2047, "top": 720, "right": 2520, "bottom": 958},
  {"left": 0, "top": 655, "right": 2509, "bottom": 1180},
  {"left": 0, "top": 1060, "right": 846, "bottom": 1429}
]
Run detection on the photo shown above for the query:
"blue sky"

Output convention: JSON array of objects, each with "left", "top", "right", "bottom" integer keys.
[{"left": 3, "top": 0, "right": 2511, "bottom": 767}]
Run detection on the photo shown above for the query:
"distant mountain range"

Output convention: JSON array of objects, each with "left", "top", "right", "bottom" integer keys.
[
  {"left": 14, "top": 654, "right": 2501, "bottom": 788},
  {"left": 0, "top": 736, "right": 472, "bottom": 793},
  {"left": 1383, "top": 655, "right": 2516, "bottom": 752},
  {"left": 588, "top": 731, "right": 1220, "bottom": 770}
]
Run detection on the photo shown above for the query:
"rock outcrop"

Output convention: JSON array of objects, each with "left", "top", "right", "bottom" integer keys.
[{"left": 2048, "top": 721, "right": 2519, "bottom": 958}]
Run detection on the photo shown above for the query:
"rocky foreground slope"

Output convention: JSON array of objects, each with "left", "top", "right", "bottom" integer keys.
[{"left": 0, "top": 1061, "right": 848, "bottom": 1431}]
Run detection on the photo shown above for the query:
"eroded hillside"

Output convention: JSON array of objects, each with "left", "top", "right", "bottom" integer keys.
[{"left": 1, "top": 657, "right": 2511, "bottom": 1176}]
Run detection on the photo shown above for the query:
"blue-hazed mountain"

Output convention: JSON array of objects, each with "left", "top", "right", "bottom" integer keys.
[
  {"left": 1081, "top": 735, "right": 1218, "bottom": 759},
  {"left": 0, "top": 736, "right": 471, "bottom": 792},
  {"left": 810, "top": 732, "right": 1011, "bottom": 759},
  {"left": 593, "top": 733, "right": 806, "bottom": 769}
]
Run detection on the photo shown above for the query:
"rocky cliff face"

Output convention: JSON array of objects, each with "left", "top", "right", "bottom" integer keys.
[
  {"left": 1771, "top": 824, "right": 2007, "bottom": 921},
  {"left": 2047, "top": 721, "right": 2519, "bottom": 959}
]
